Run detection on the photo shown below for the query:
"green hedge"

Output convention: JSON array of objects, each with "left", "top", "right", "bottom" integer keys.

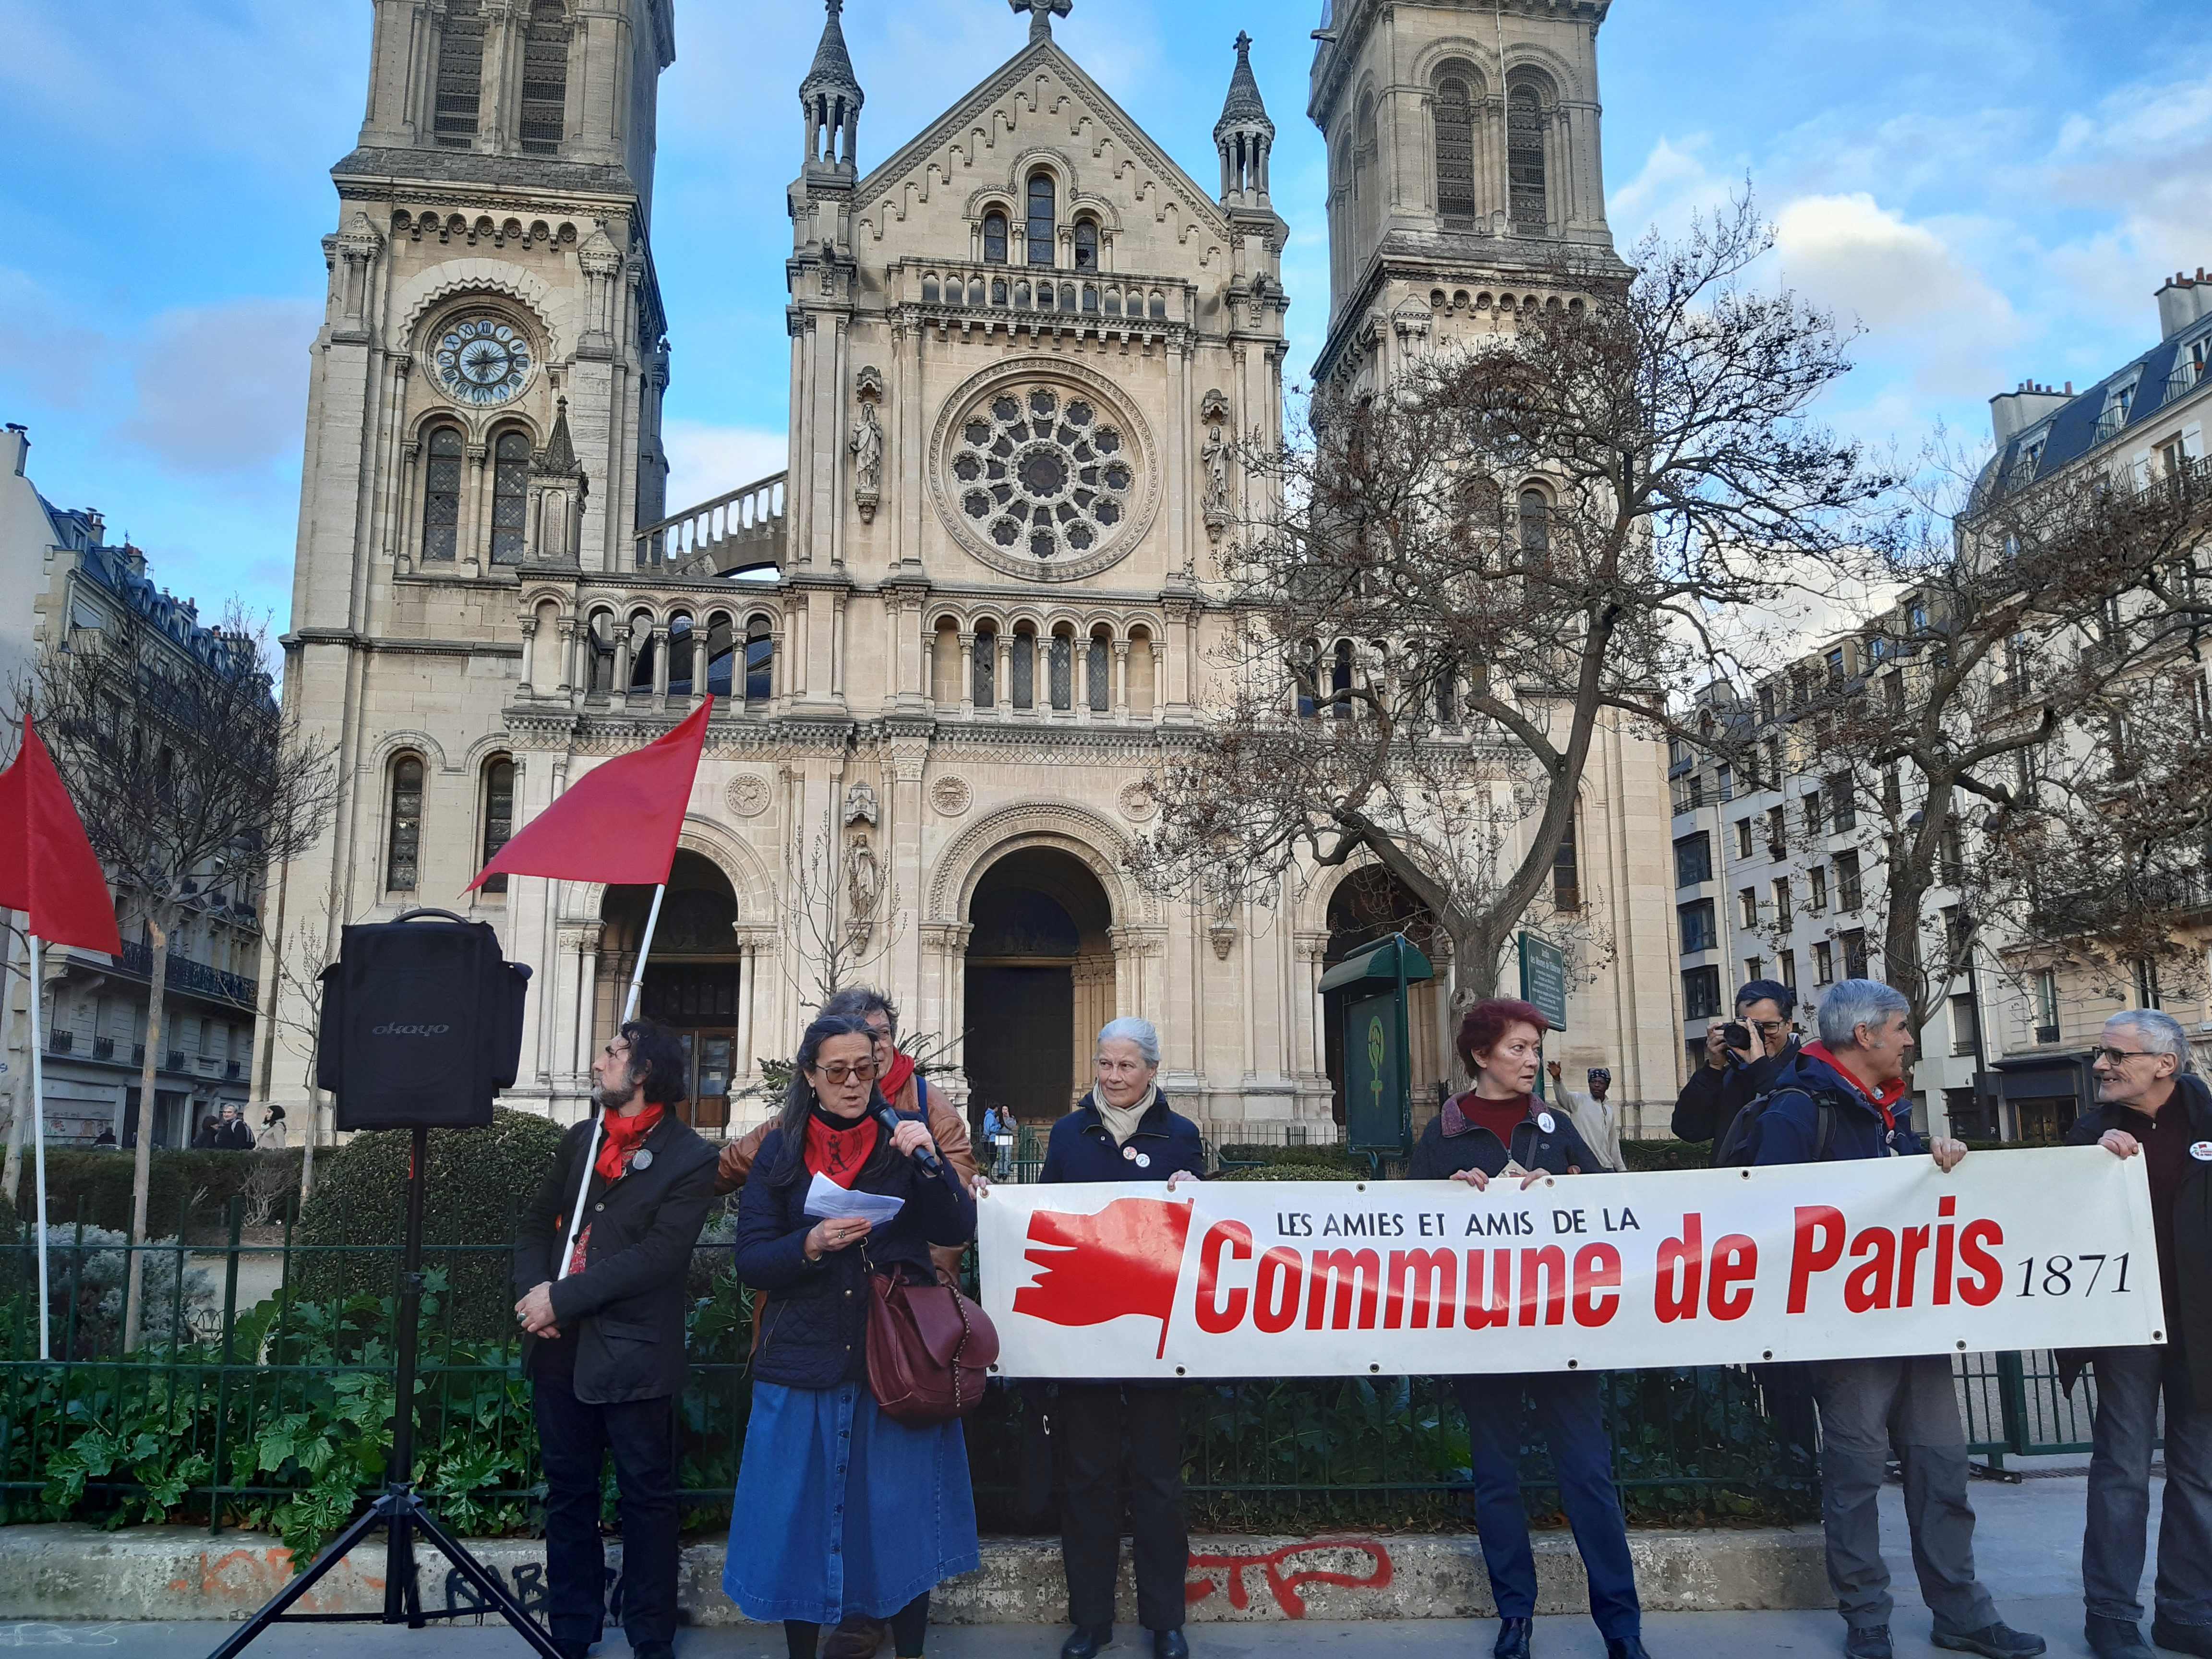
[
  {"left": 290, "top": 1109, "right": 567, "bottom": 1338},
  {"left": 11, "top": 1149, "right": 304, "bottom": 1240},
  {"left": 1620, "top": 1139, "right": 1714, "bottom": 1172}
]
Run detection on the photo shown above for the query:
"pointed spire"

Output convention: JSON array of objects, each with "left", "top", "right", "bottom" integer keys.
[
  {"left": 1215, "top": 31, "right": 1273, "bottom": 137},
  {"left": 1010, "top": 0, "right": 1072, "bottom": 44},
  {"left": 800, "top": 0, "right": 863, "bottom": 103},
  {"left": 536, "top": 397, "right": 581, "bottom": 477}
]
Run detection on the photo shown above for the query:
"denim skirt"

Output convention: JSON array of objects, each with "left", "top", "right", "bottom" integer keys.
[{"left": 723, "top": 1380, "right": 981, "bottom": 1623}]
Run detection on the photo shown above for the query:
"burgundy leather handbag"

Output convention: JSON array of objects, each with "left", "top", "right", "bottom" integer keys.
[{"left": 865, "top": 1267, "right": 1001, "bottom": 1423}]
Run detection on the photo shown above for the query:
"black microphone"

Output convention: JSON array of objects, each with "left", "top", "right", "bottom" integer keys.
[{"left": 877, "top": 1103, "right": 944, "bottom": 1175}]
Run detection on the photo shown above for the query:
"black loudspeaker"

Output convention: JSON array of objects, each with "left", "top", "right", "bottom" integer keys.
[{"left": 317, "top": 909, "right": 532, "bottom": 1131}]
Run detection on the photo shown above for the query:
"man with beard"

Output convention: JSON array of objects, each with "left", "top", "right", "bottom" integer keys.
[
  {"left": 515, "top": 1020, "right": 719, "bottom": 1659},
  {"left": 2068, "top": 1008, "right": 2212, "bottom": 1659}
]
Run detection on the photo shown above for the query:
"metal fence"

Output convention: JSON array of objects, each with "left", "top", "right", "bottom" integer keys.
[{"left": 0, "top": 1201, "right": 2107, "bottom": 1547}]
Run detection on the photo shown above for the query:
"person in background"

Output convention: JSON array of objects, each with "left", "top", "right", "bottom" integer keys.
[
  {"left": 724, "top": 1013, "right": 978, "bottom": 1659},
  {"left": 1042, "top": 1017, "right": 1204, "bottom": 1659},
  {"left": 1416, "top": 999, "right": 1647, "bottom": 1659},
  {"left": 716, "top": 987, "right": 978, "bottom": 1659},
  {"left": 255, "top": 1104, "right": 288, "bottom": 1150},
  {"left": 1754, "top": 978, "right": 2043, "bottom": 1659},
  {"left": 1550, "top": 1061, "right": 1624, "bottom": 1172},
  {"left": 1672, "top": 978, "right": 1800, "bottom": 1154},
  {"left": 190, "top": 1115, "right": 221, "bottom": 1150},
  {"left": 93, "top": 1125, "right": 118, "bottom": 1149},
  {"left": 982, "top": 1103, "right": 1011, "bottom": 1179},
  {"left": 513, "top": 1020, "right": 720, "bottom": 1659},
  {"left": 216, "top": 1102, "right": 254, "bottom": 1150},
  {"left": 2069, "top": 1008, "right": 2212, "bottom": 1659}
]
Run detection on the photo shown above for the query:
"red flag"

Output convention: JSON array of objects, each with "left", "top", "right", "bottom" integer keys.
[
  {"left": 1014, "top": 1196, "right": 1195, "bottom": 1358},
  {"left": 0, "top": 717, "right": 124, "bottom": 955},
  {"left": 467, "top": 697, "right": 713, "bottom": 890}
]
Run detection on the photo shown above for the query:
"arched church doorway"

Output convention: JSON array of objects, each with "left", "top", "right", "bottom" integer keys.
[
  {"left": 1322, "top": 866, "right": 1449, "bottom": 1132},
  {"left": 601, "top": 849, "right": 742, "bottom": 1131},
  {"left": 962, "top": 847, "right": 1114, "bottom": 1129}
]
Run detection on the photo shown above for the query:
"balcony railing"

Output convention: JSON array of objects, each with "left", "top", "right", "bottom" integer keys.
[
  {"left": 894, "top": 259, "right": 1190, "bottom": 332},
  {"left": 47, "top": 1031, "right": 73, "bottom": 1055},
  {"left": 93, "top": 1037, "right": 114, "bottom": 1061},
  {"left": 2164, "top": 365, "right": 2204, "bottom": 407},
  {"left": 114, "top": 940, "right": 257, "bottom": 1009}
]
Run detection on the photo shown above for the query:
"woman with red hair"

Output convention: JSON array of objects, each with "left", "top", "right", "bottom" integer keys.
[{"left": 1409, "top": 998, "right": 1648, "bottom": 1659}]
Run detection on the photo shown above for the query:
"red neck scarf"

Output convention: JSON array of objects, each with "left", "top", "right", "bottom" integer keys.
[
  {"left": 804, "top": 1107, "right": 880, "bottom": 1187},
  {"left": 1446, "top": 1090, "right": 1531, "bottom": 1144},
  {"left": 1802, "top": 1041, "right": 1908, "bottom": 1131},
  {"left": 595, "top": 1104, "right": 665, "bottom": 1181},
  {"left": 880, "top": 1049, "right": 918, "bottom": 1107}
]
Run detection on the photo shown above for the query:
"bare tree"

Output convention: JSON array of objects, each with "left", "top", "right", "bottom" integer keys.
[
  {"left": 259, "top": 910, "right": 336, "bottom": 1202},
  {"left": 21, "top": 606, "right": 336, "bottom": 1346},
  {"left": 1135, "top": 198, "right": 1893, "bottom": 1005},
  {"left": 778, "top": 826, "right": 903, "bottom": 1012}
]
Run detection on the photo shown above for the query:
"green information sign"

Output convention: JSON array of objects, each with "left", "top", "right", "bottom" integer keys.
[
  {"left": 1519, "top": 932, "right": 1569, "bottom": 1031},
  {"left": 1342, "top": 989, "right": 1405, "bottom": 1155}
]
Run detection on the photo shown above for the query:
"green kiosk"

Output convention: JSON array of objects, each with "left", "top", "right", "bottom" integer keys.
[{"left": 1319, "top": 932, "right": 1435, "bottom": 1171}]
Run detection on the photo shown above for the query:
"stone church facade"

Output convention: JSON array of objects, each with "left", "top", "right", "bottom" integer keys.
[{"left": 259, "top": 0, "right": 1683, "bottom": 1142}]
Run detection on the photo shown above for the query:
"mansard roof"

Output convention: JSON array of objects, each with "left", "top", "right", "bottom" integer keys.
[{"left": 853, "top": 34, "right": 1231, "bottom": 248}]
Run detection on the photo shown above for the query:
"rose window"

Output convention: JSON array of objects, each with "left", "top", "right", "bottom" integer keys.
[{"left": 951, "top": 386, "right": 1135, "bottom": 564}]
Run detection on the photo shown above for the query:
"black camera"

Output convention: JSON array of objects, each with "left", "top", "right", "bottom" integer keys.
[{"left": 1719, "top": 1021, "right": 1753, "bottom": 1052}]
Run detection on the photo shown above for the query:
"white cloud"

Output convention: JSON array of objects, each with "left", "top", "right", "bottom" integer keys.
[
  {"left": 117, "top": 299, "right": 319, "bottom": 476},
  {"left": 1609, "top": 136, "right": 1732, "bottom": 241},
  {"left": 662, "top": 421, "right": 788, "bottom": 515},
  {"left": 1772, "top": 193, "right": 2021, "bottom": 395}
]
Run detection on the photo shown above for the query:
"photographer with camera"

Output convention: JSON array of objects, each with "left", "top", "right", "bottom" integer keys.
[
  {"left": 1671, "top": 978, "right": 1801, "bottom": 1156},
  {"left": 514, "top": 1020, "right": 720, "bottom": 1659}
]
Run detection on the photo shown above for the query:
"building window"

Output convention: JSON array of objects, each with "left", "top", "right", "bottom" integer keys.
[
  {"left": 421, "top": 427, "right": 464, "bottom": 560},
  {"left": 1507, "top": 84, "right": 1547, "bottom": 228},
  {"left": 1026, "top": 172, "right": 1056, "bottom": 266},
  {"left": 433, "top": 0, "right": 486, "bottom": 147},
  {"left": 1842, "top": 927, "right": 1870, "bottom": 979},
  {"left": 1073, "top": 219, "right": 1099, "bottom": 271},
  {"left": 1679, "top": 899, "right": 1716, "bottom": 954},
  {"left": 1518, "top": 487, "right": 1551, "bottom": 564},
  {"left": 1047, "top": 632, "right": 1074, "bottom": 710},
  {"left": 1766, "top": 805, "right": 1787, "bottom": 855},
  {"left": 628, "top": 611, "right": 657, "bottom": 691},
  {"left": 1553, "top": 813, "right": 1581, "bottom": 910},
  {"left": 1829, "top": 772, "right": 1856, "bottom": 832},
  {"left": 1332, "top": 638, "right": 1355, "bottom": 719},
  {"left": 1739, "top": 888, "right": 1758, "bottom": 928},
  {"left": 1674, "top": 832, "right": 1712, "bottom": 887},
  {"left": 480, "top": 758, "right": 515, "bottom": 895},
  {"left": 2034, "top": 969, "right": 2059, "bottom": 1041},
  {"left": 1809, "top": 865, "right": 1828, "bottom": 914},
  {"left": 1089, "top": 634, "right": 1111, "bottom": 712},
  {"left": 1836, "top": 850, "right": 1863, "bottom": 911},
  {"left": 667, "top": 614, "right": 695, "bottom": 695},
  {"left": 1717, "top": 765, "right": 1734, "bottom": 804},
  {"left": 1772, "top": 876, "right": 1791, "bottom": 919},
  {"left": 1814, "top": 941, "right": 1835, "bottom": 985},
  {"left": 974, "top": 626, "right": 998, "bottom": 708},
  {"left": 1744, "top": 956, "right": 1766, "bottom": 985},
  {"left": 744, "top": 618, "right": 775, "bottom": 703},
  {"left": 386, "top": 756, "right": 425, "bottom": 891},
  {"left": 490, "top": 429, "right": 530, "bottom": 564},
  {"left": 520, "top": 0, "right": 571, "bottom": 156},
  {"left": 2134, "top": 958, "right": 2163, "bottom": 1010},
  {"left": 1010, "top": 631, "right": 1036, "bottom": 710},
  {"left": 983, "top": 210, "right": 1009, "bottom": 264},
  {"left": 1434, "top": 73, "right": 1476, "bottom": 219},
  {"left": 1803, "top": 788, "right": 1826, "bottom": 836},
  {"left": 1950, "top": 993, "right": 1981, "bottom": 1058},
  {"left": 1683, "top": 965, "right": 1722, "bottom": 1021},
  {"left": 1734, "top": 818, "right": 1754, "bottom": 860},
  {"left": 1780, "top": 949, "right": 1797, "bottom": 990}
]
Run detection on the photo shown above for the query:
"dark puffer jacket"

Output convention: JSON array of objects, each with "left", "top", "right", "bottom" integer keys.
[
  {"left": 1751, "top": 1046, "right": 1925, "bottom": 1166},
  {"left": 733, "top": 1112, "right": 975, "bottom": 1391},
  {"left": 1040, "top": 1092, "right": 1207, "bottom": 1186},
  {"left": 1408, "top": 1093, "right": 1611, "bottom": 1181}
]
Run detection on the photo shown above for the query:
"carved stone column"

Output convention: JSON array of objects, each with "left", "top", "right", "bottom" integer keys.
[
  {"left": 650, "top": 625, "right": 671, "bottom": 707},
  {"left": 555, "top": 617, "right": 578, "bottom": 697},
  {"left": 1113, "top": 641, "right": 1131, "bottom": 722},
  {"left": 996, "top": 633, "right": 1012, "bottom": 722},
  {"left": 613, "top": 624, "right": 634, "bottom": 694},
  {"left": 958, "top": 632, "right": 977, "bottom": 718}
]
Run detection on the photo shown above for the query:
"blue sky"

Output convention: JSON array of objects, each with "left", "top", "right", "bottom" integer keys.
[{"left": 2, "top": 0, "right": 2206, "bottom": 633}]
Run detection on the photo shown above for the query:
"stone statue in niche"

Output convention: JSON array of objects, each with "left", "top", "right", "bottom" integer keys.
[
  {"left": 845, "top": 834, "right": 881, "bottom": 948},
  {"left": 843, "top": 780, "right": 879, "bottom": 827},
  {"left": 1202, "top": 425, "right": 1232, "bottom": 539},
  {"left": 851, "top": 365, "right": 886, "bottom": 526}
]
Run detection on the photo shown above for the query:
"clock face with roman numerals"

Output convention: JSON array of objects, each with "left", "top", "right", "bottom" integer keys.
[{"left": 433, "top": 317, "right": 533, "bottom": 407}]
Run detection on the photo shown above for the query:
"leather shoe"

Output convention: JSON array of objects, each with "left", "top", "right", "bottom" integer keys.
[
  {"left": 1932, "top": 1624, "right": 2047, "bottom": 1659},
  {"left": 1844, "top": 1628, "right": 1893, "bottom": 1659},
  {"left": 1061, "top": 1626, "right": 1112, "bottom": 1659},
  {"left": 1493, "top": 1617, "right": 1532, "bottom": 1659},
  {"left": 2087, "top": 1617, "right": 2154, "bottom": 1659},
  {"left": 2154, "top": 1620, "right": 2212, "bottom": 1657},
  {"left": 1606, "top": 1640, "right": 1651, "bottom": 1659},
  {"left": 826, "top": 1620, "right": 887, "bottom": 1659},
  {"left": 1152, "top": 1631, "right": 1188, "bottom": 1659}
]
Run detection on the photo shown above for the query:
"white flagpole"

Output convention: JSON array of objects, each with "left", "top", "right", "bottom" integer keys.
[
  {"left": 27, "top": 933, "right": 50, "bottom": 1360},
  {"left": 556, "top": 881, "right": 665, "bottom": 1282}
]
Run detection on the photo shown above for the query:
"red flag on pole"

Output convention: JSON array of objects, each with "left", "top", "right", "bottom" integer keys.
[
  {"left": 466, "top": 697, "right": 713, "bottom": 891},
  {"left": 0, "top": 716, "right": 124, "bottom": 956}
]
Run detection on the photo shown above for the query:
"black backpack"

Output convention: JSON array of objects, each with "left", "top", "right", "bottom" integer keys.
[{"left": 1714, "top": 1085, "right": 1836, "bottom": 1167}]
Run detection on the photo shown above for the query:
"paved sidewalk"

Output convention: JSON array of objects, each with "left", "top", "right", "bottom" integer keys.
[{"left": 0, "top": 1469, "right": 2153, "bottom": 1659}]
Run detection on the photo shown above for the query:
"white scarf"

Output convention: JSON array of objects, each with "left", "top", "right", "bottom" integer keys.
[{"left": 1092, "top": 1082, "right": 1158, "bottom": 1147}]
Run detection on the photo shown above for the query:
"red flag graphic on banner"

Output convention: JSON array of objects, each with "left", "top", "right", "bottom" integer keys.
[
  {"left": 0, "top": 717, "right": 123, "bottom": 955},
  {"left": 1013, "top": 1196, "right": 1195, "bottom": 1358},
  {"left": 467, "top": 697, "right": 713, "bottom": 890}
]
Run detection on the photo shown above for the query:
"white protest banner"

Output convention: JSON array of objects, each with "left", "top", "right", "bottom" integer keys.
[{"left": 977, "top": 1147, "right": 2163, "bottom": 1378}]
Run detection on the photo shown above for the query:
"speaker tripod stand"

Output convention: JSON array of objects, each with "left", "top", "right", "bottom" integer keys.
[{"left": 209, "top": 1124, "right": 565, "bottom": 1659}]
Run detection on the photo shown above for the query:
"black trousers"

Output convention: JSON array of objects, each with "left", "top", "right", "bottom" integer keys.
[
  {"left": 1057, "top": 1383, "right": 1188, "bottom": 1632},
  {"left": 530, "top": 1343, "right": 681, "bottom": 1647}
]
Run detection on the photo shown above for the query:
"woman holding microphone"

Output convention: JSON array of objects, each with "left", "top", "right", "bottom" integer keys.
[
  {"left": 724, "top": 1013, "right": 980, "bottom": 1659},
  {"left": 1410, "top": 998, "right": 1650, "bottom": 1659}
]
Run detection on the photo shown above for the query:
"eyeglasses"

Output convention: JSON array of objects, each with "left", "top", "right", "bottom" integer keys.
[
  {"left": 1748, "top": 1020, "right": 1791, "bottom": 1035},
  {"left": 2092, "top": 1047, "right": 2162, "bottom": 1067},
  {"left": 813, "top": 1060, "right": 880, "bottom": 1085}
]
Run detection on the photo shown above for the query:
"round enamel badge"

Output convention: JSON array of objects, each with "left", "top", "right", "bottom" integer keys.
[
  {"left": 1537, "top": 1112, "right": 1557, "bottom": 1134},
  {"left": 2191, "top": 1142, "right": 2212, "bottom": 1163},
  {"left": 630, "top": 1148, "right": 653, "bottom": 1172},
  {"left": 1135, "top": 1153, "right": 1152, "bottom": 1168}
]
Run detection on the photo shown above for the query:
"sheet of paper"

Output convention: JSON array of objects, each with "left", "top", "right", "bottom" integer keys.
[{"left": 803, "top": 1172, "right": 906, "bottom": 1225}]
